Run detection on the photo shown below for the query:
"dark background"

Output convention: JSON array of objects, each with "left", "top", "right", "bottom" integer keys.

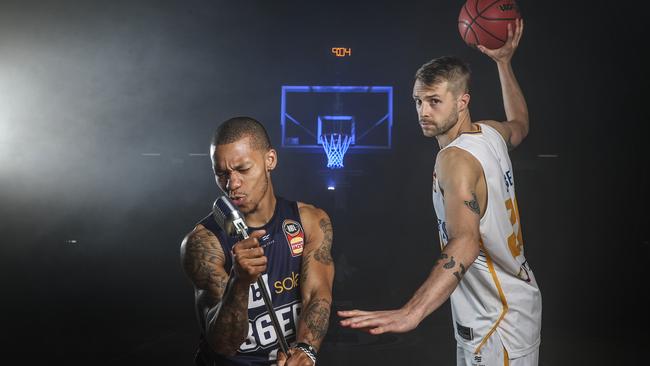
[{"left": 1, "top": 0, "right": 647, "bottom": 364}]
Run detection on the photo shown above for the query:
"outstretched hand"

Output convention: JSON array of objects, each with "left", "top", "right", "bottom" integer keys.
[
  {"left": 337, "top": 308, "right": 420, "bottom": 335},
  {"left": 478, "top": 18, "right": 524, "bottom": 63}
]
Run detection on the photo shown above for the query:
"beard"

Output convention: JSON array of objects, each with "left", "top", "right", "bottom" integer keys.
[{"left": 421, "top": 108, "right": 459, "bottom": 138}]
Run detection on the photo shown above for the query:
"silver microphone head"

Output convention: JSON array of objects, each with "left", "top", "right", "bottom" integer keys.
[
  {"left": 212, "top": 196, "right": 234, "bottom": 235},
  {"left": 212, "top": 186, "right": 249, "bottom": 238}
]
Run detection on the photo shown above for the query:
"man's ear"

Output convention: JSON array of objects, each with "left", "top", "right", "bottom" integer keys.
[
  {"left": 457, "top": 93, "right": 470, "bottom": 112},
  {"left": 265, "top": 149, "right": 277, "bottom": 171}
]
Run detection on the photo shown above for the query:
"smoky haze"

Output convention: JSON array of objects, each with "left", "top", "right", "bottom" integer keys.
[{"left": 0, "top": 0, "right": 647, "bottom": 365}]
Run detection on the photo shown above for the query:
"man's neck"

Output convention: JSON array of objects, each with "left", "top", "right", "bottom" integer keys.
[
  {"left": 245, "top": 193, "right": 277, "bottom": 228},
  {"left": 436, "top": 112, "right": 473, "bottom": 149}
]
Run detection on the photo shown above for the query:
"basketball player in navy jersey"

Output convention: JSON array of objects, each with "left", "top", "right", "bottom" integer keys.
[
  {"left": 340, "top": 20, "right": 542, "bottom": 365},
  {"left": 181, "top": 117, "right": 334, "bottom": 366}
]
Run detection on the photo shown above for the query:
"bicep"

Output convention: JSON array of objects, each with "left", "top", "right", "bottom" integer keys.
[
  {"left": 443, "top": 186, "right": 481, "bottom": 243},
  {"left": 438, "top": 152, "right": 482, "bottom": 245},
  {"left": 298, "top": 207, "right": 335, "bottom": 299},
  {"left": 181, "top": 227, "right": 230, "bottom": 305}
]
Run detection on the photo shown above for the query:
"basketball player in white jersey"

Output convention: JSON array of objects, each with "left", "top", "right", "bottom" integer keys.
[{"left": 339, "top": 20, "right": 541, "bottom": 366}]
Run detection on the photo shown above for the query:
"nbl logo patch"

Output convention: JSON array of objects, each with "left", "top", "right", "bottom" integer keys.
[{"left": 282, "top": 219, "right": 305, "bottom": 257}]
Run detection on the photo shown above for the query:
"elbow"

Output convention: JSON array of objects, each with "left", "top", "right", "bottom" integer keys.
[
  {"left": 521, "top": 121, "right": 530, "bottom": 139},
  {"left": 508, "top": 119, "right": 529, "bottom": 148},
  {"left": 302, "top": 288, "right": 334, "bottom": 310},
  {"left": 462, "top": 237, "right": 481, "bottom": 263}
]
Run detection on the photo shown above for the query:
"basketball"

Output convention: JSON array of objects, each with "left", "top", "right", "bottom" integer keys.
[{"left": 458, "top": 0, "right": 521, "bottom": 49}]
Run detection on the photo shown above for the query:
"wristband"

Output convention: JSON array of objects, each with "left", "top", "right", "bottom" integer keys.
[{"left": 294, "top": 342, "right": 317, "bottom": 365}]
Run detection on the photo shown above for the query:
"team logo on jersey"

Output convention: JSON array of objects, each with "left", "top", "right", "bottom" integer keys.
[{"left": 282, "top": 219, "right": 304, "bottom": 257}]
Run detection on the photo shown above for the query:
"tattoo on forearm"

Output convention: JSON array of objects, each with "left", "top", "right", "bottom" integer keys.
[
  {"left": 453, "top": 263, "right": 467, "bottom": 282},
  {"left": 464, "top": 192, "right": 480, "bottom": 215},
  {"left": 213, "top": 283, "right": 250, "bottom": 351},
  {"left": 314, "top": 219, "right": 334, "bottom": 265},
  {"left": 302, "top": 298, "right": 331, "bottom": 345},
  {"left": 436, "top": 253, "right": 467, "bottom": 283},
  {"left": 443, "top": 255, "right": 456, "bottom": 269}
]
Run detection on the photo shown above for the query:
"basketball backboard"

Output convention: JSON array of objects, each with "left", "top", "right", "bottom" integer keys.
[{"left": 280, "top": 85, "right": 393, "bottom": 153}]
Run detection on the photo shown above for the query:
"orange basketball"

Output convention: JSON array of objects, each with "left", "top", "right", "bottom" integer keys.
[{"left": 458, "top": 0, "right": 521, "bottom": 49}]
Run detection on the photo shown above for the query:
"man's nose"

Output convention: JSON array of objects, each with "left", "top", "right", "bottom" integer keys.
[{"left": 419, "top": 103, "right": 431, "bottom": 118}]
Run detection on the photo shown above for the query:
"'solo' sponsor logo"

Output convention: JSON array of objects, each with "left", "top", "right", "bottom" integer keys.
[{"left": 274, "top": 271, "right": 300, "bottom": 294}]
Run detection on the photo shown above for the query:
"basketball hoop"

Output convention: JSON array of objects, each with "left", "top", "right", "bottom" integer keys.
[{"left": 320, "top": 133, "right": 352, "bottom": 169}]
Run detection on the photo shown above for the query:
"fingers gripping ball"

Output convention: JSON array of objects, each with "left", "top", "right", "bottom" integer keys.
[{"left": 458, "top": 0, "right": 521, "bottom": 49}]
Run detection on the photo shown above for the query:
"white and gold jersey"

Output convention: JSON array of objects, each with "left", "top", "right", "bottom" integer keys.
[{"left": 432, "top": 123, "right": 542, "bottom": 358}]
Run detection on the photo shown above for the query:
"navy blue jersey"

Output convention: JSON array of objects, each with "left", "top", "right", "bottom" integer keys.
[{"left": 195, "top": 197, "right": 305, "bottom": 366}]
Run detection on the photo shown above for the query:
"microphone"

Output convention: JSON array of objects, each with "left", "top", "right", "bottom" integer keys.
[
  {"left": 212, "top": 194, "right": 249, "bottom": 239},
  {"left": 211, "top": 187, "right": 290, "bottom": 355}
]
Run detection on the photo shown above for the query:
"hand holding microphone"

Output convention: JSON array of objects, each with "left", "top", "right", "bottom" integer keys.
[{"left": 231, "top": 229, "right": 267, "bottom": 285}]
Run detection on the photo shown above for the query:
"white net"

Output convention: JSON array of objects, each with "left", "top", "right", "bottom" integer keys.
[{"left": 321, "top": 133, "right": 352, "bottom": 169}]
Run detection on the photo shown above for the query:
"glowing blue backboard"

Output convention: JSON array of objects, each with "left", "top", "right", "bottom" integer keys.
[{"left": 280, "top": 86, "right": 393, "bottom": 153}]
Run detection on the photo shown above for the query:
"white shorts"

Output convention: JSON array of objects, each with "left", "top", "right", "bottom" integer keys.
[{"left": 456, "top": 333, "right": 539, "bottom": 366}]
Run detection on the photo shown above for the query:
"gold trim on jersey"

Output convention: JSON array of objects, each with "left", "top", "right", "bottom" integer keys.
[
  {"left": 475, "top": 240, "right": 509, "bottom": 354},
  {"left": 459, "top": 124, "right": 483, "bottom": 136}
]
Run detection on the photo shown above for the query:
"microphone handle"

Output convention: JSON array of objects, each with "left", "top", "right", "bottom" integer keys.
[{"left": 238, "top": 230, "right": 291, "bottom": 355}]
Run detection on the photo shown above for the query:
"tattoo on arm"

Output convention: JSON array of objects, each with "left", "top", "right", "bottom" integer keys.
[
  {"left": 185, "top": 231, "right": 228, "bottom": 299},
  {"left": 464, "top": 192, "right": 480, "bottom": 215},
  {"left": 314, "top": 218, "right": 334, "bottom": 265},
  {"left": 435, "top": 253, "right": 468, "bottom": 283},
  {"left": 212, "top": 282, "right": 250, "bottom": 352},
  {"left": 443, "top": 255, "right": 456, "bottom": 269},
  {"left": 453, "top": 263, "right": 467, "bottom": 282},
  {"left": 302, "top": 298, "right": 331, "bottom": 346}
]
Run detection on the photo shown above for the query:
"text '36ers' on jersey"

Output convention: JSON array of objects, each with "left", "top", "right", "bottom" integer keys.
[{"left": 432, "top": 124, "right": 542, "bottom": 358}]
